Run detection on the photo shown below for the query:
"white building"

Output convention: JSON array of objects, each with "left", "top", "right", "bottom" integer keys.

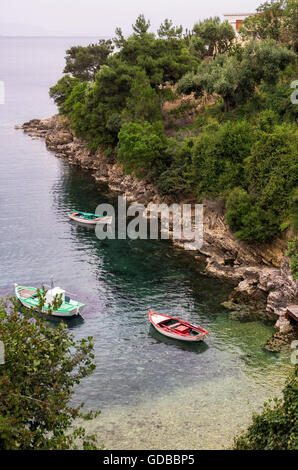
[{"left": 223, "top": 13, "right": 254, "bottom": 34}]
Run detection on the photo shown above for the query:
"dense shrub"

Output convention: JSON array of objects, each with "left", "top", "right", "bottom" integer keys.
[
  {"left": 191, "top": 120, "right": 254, "bottom": 196},
  {"left": 122, "top": 70, "right": 162, "bottom": 124},
  {"left": 255, "top": 109, "right": 279, "bottom": 132},
  {"left": 234, "top": 367, "right": 298, "bottom": 450},
  {"left": 225, "top": 123, "right": 298, "bottom": 241},
  {"left": 154, "top": 138, "right": 194, "bottom": 196},
  {"left": 118, "top": 121, "right": 168, "bottom": 177},
  {"left": 63, "top": 82, "right": 89, "bottom": 115},
  {"left": 0, "top": 298, "right": 98, "bottom": 450},
  {"left": 262, "top": 81, "right": 298, "bottom": 120},
  {"left": 225, "top": 188, "right": 280, "bottom": 242}
]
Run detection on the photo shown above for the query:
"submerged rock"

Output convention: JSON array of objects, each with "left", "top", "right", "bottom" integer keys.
[{"left": 264, "top": 325, "right": 298, "bottom": 352}]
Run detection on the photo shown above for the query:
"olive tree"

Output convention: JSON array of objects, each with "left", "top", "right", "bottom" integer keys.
[{"left": 177, "top": 39, "right": 296, "bottom": 111}]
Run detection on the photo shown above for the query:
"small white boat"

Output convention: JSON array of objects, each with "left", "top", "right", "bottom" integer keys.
[
  {"left": 149, "top": 309, "right": 209, "bottom": 342},
  {"left": 15, "top": 283, "right": 84, "bottom": 319},
  {"left": 68, "top": 211, "right": 112, "bottom": 225}
]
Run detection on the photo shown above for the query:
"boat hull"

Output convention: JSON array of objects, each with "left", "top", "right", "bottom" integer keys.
[
  {"left": 68, "top": 212, "right": 112, "bottom": 225},
  {"left": 149, "top": 310, "right": 208, "bottom": 342},
  {"left": 17, "top": 299, "right": 80, "bottom": 321},
  {"left": 18, "top": 298, "right": 82, "bottom": 318}
]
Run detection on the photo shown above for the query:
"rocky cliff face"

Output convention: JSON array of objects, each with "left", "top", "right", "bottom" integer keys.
[{"left": 18, "top": 115, "right": 297, "bottom": 348}]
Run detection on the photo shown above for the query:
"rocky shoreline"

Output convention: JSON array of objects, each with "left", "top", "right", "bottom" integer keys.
[{"left": 17, "top": 115, "right": 297, "bottom": 350}]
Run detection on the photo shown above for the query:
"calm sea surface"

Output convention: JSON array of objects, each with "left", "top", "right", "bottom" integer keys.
[{"left": 0, "top": 37, "right": 292, "bottom": 449}]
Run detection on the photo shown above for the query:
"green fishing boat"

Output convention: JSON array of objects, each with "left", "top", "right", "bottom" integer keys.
[
  {"left": 14, "top": 283, "right": 85, "bottom": 319},
  {"left": 68, "top": 211, "right": 112, "bottom": 225}
]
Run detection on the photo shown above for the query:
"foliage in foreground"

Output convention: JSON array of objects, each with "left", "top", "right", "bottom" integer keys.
[
  {"left": 234, "top": 366, "right": 298, "bottom": 450},
  {"left": 0, "top": 297, "right": 99, "bottom": 449}
]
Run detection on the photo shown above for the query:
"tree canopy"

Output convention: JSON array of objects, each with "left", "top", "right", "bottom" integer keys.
[
  {"left": 118, "top": 121, "right": 167, "bottom": 177},
  {"left": 122, "top": 70, "right": 162, "bottom": 124},
  {"left": 157, "top": 18, "right": 183, "bottom": 40},
  {"left": 190, "top": 17, "right": 235, "bottom": 58},
  {"left": 63, "top": 40, "right": 114, "bottom": 81}
]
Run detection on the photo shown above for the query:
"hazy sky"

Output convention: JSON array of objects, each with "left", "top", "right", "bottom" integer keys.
[{"left": 1, "top": 0, "right": 263, "bottom": 36}]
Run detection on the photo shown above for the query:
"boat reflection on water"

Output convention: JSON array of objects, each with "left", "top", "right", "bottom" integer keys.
[
  {"left": 149, "top": 324, "right": 209, "bottom": 354},
  {"left": 70, "top": 221, "right": 97, "bottom": 230},
  {"left": 49, "top": 314, "right": 85, "bottom": 329}
]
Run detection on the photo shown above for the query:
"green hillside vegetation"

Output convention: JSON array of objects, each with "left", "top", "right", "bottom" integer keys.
[
  {"left": 49, "top": 1, "right": 298, "bottom": 250},
  {"left": 234, "top": 366, "right": 298, "bottom": 450}
]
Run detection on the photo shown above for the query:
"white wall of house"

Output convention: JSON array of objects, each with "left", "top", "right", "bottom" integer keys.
[{"left": 223, "top": 13, "right": 253, "bottom": 34}]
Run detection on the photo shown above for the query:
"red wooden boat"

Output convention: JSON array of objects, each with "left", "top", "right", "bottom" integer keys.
[{"left": 148, "top": 309, "right": 209, "bottom": 342}]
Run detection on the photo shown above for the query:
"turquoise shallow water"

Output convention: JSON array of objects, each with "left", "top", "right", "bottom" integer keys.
[{"left": 0, "top": 37, "right": 292, "bottom": 449}]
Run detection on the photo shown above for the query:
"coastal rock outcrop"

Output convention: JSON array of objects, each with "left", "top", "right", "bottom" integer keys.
[{"left": 19, "top": 115, "right": 298, "bottom": 348}]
